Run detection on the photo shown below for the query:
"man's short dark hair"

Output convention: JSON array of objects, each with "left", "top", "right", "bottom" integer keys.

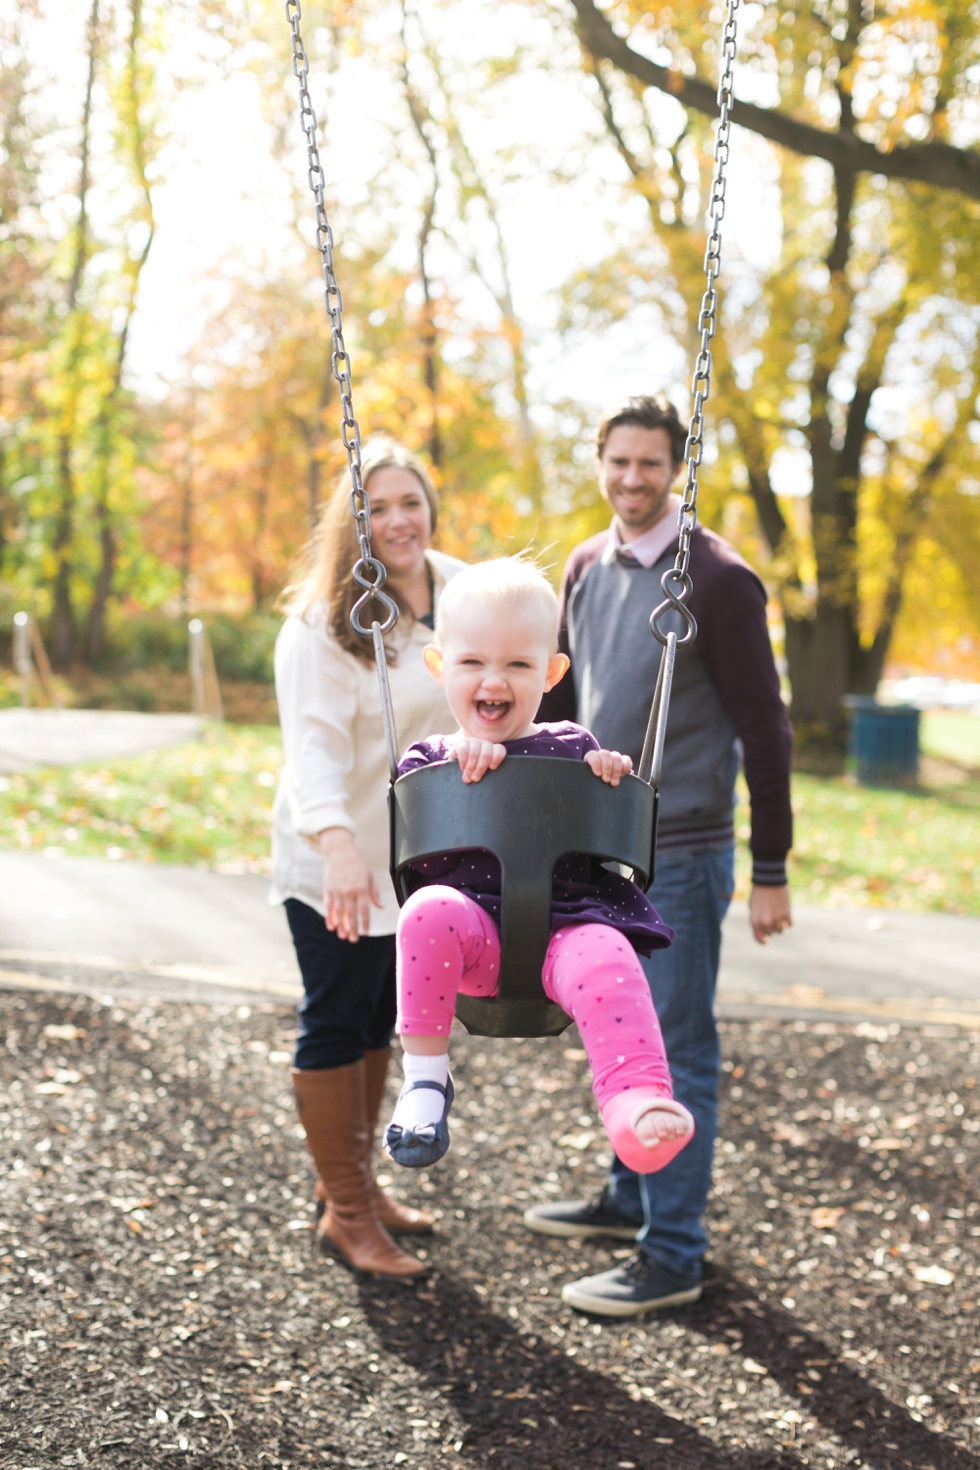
[{"left": 595, "top": 394, "right": 688, "bottom": 467}]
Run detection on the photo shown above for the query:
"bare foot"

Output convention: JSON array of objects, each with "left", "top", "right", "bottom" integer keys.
[{"left": 634, "top": 1105, "right": 692, "bottom": 1148}]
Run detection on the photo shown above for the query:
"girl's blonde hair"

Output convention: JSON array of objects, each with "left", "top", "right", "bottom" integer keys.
[
  {"left": 434, "top": 555, "right": 559, "bottom": 651},
  {"left": 280, "top": 437, "right": 438, "bottom": 663}
]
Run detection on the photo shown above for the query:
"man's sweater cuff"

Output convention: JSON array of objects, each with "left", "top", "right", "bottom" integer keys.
[{"left": 751, "top": 856, "right": 788, "bottom": 887}]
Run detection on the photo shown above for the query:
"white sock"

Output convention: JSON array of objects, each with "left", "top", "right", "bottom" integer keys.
[{"left": 391, "top": 1051, "right": 450, "bottom": 1132}]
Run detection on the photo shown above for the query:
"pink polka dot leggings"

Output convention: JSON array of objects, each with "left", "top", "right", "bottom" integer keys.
[{"left": 395, "top": 886, "right": 693, "bottom": 1174}]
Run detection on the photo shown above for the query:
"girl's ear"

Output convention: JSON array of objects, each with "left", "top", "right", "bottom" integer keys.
[
  {"left": 423, "top": 644, "right": 446, "bottom": 683},
  {"left": 543, "top": 652, "right": 570, "bottom": 691}
]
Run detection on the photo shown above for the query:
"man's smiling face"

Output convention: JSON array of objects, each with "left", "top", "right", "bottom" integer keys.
[{"left": 598, "top": 424, "right": 681, "bottom": 541}]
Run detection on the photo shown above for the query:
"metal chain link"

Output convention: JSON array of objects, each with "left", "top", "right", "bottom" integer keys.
[
  {"left": 650, "top": 0, "right": 739, "bottom": 649},
  {"left": 285, "top": 0, "right": 398, "bottom": 638}
]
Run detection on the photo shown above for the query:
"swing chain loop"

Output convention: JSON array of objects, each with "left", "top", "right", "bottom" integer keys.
[
  {"left": 285, "top": 0, "right": 398, "bottom": 638},
  {"left": 651, "top": 0, "right": 739, "bottom": 648}
]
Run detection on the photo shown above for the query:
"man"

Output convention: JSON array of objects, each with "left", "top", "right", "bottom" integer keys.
[{"left": 526, "top": 394, "right": 793, "bottom": 1317}]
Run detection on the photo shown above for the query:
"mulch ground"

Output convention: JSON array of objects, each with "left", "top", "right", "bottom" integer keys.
[{"left": 2, "top": 990, "right": 979, "bottom": 1470}]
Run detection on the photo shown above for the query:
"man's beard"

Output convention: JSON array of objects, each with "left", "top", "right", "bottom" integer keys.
[{"left": 618, "top": 488, "right": 672, "bottom": 528}]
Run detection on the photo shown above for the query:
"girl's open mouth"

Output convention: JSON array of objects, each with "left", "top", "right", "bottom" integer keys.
[{"left": 475, "top": 700, "right": 511, "bottom": 723}]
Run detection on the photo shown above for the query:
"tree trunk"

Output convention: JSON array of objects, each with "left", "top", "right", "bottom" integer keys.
[
  {"left": 180, "top": 450, "right": 193, "bottom": 617},
  {"left": 252, "top": 469, "right": 269, "bottom": 610},
  {"left": 52, "top": 434, "right": 78, "bottom": 668},
  {"left": 87, "top": 512, "right": 115, "bottom": 664},
  {"left": 784, "top": 605, "right": 851, "bottom": 737},
  {"left": 400, "top": 14, "right": 442, "bottom": 469},
  {"left": 310, "top": 352, "right": 332, "bottom": 525},
  {"left": 52, "top": 0, "right": 100, "bottom": 669},
  {"left": 85, "top": 0, "right": 155, "bottom": 664}
]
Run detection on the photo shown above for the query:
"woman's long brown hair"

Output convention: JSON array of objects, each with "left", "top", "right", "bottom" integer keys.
[{"left": 280, "top": 438, "right": 439, "bottom": 663}]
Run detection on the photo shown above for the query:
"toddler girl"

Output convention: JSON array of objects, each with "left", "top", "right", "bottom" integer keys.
[{"left": 384, "top": 557, "right": 694, "bottom": 1175}]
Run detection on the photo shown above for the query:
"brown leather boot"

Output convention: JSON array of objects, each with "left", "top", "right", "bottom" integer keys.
[
  {"left": 292, "top": 1064, "right": 427, "bottom": 1279},
  {"left": 364, "top": 1047, "right": 435, "bottom": 1235},
  {"left": 313, "top": 1049, "right": 435, "bottom": 1234}
]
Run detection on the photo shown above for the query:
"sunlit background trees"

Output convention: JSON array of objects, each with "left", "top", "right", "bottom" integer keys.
[{"left": 3, "top": 0, "right": 980, "bottom": 750}]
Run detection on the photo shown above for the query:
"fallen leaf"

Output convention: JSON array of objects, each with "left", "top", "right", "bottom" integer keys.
[
  {"left": 558, "top": 1131, "right": 596, "bottom": 1150},
  {"left": 913, "top": 1265, "right": 954, "bottom": 1287},
  {"left": 810, "top": 1207, "right": 844, "bottom": 1229}
]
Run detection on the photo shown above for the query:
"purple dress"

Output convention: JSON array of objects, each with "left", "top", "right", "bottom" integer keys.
[{"left": 397, "top": 721, "right": 674, "bottom": 956}]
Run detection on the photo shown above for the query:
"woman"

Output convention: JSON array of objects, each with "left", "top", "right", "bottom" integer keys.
[{"left": 271, "top": 437, "right": 465, "bottom": 1279}]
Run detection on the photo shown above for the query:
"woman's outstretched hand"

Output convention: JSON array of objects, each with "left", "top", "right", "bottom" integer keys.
[
  {"left": 448, "top": 737, "right": 507, "bottom": 784},
  {"left": 316, "top": 827, "right": 382, "bottom": 942},
  {"left": 585, "top": 748, "right": 633, "bottom": 786}
]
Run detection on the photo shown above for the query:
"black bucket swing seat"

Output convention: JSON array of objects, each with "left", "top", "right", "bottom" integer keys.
[{"left": 389, "top": 755, "right": 659, "bottom": 1038}]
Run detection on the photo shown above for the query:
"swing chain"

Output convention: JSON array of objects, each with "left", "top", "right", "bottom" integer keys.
[
  {"left": 285, "top": 0, "right": 398, "bottom": 637},
  {"left": 650, "top": 0, "right": 739, "bottom": 649}
]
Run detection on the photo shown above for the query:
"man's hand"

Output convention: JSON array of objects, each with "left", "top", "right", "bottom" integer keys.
[
  {"left": 316, "top": 827, "right": 382, "bottom": 943},
  {"left": 585, "top": 748, "right": 633, "bottom": 786},
  {"left": 749, "top": 884, "right": 792, "bottom": 945},
  {"left": 448, "top": 737, "right": 507, "bottom": 784}
]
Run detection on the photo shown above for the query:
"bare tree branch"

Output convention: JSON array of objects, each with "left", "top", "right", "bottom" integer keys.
[
  {"left": 570, "top": 0, "right": 980, "bottom": 203},
  {"left": 400, "top": 2, "right": 442, "bottom": 467},
  {"left": 425, "top": 42, "right": 540, "bottom": 497}
]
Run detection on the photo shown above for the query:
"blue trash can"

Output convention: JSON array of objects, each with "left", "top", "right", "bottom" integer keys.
[{"left": 844, "top": 697, "right": 920, "bottom": 786}]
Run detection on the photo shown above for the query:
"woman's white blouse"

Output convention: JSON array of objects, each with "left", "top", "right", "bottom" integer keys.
[{"left": 269, "top": 549, "right": 465, "bottom": 936}]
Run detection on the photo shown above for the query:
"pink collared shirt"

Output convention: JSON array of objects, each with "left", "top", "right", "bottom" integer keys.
[{"left": 601, "top": 494, "right": 684, "bottom": 569}]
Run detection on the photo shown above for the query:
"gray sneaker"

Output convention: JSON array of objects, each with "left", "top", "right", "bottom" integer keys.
[
  {"left": 522, "top": 1187, "right": 642, "bottom": 1241},
  {"left": 561, "top": 1253, "right": 702, "bottom": 1318}
]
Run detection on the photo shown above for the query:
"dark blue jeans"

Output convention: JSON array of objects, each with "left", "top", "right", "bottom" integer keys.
[
  {"left": 285, "top": 898, "right": 396, "bottom": 1071},
  {"left": 606, "top": 846, "right": 735, "bottom": 1282}
]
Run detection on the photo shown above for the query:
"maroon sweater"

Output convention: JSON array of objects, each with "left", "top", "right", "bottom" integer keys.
[{"left": 540, "top": 525, "right": 793, "bottom": 883}]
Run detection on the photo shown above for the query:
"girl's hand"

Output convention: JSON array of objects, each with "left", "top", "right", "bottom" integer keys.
[
  {"left": 448, "top": 737, "right": 507, "bottom": 784},
  {"left": 316, "top": 828, "right": 382, "bottom": 942},
  {"left": 585, "top": 748, "right": 633, "bottom": 786}
]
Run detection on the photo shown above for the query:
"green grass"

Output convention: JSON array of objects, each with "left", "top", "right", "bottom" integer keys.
[
  {"left": 1, "top": 722, "right": 978, "bottom": 916},
  {"left": 735, "top": 769, "right": 980, "bottom": 915},
  {"left": 0, "top": 724, "right": 283, "bottom": 873}
]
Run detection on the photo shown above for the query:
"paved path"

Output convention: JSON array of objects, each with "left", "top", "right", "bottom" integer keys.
[
  {"left": 1, "top": 851, "right": 978, "bottom": 1023},
  {"left": 719, "top": 901, "right": 980, "bottom": 1027},
  {"left": 0, "top": 851, "right": 296, "bottom": 1009},
  {"left": 0, "top": 708, "right": 202, "bottom": 774}
]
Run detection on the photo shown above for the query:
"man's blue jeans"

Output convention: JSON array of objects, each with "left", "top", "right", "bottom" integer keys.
[{"left": 606, "top": 846, "right": 735, "bottom": 1283}]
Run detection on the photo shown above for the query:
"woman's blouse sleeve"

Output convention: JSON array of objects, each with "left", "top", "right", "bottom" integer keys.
[{"left": 275, "top": 615, "right": 359, "bottom": 839}]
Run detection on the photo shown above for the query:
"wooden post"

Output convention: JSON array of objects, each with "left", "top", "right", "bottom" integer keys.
[
  {"left": 13, "top": 613, "right": 32, "bottom": 707},
  {"left": 31, "top": 619, "right": 60, "bottom": 705},
  {"left": 188, "top": 619, "right": 223, "bottom": 722},
  {"left": 12, "top": 613, "right": 63, "bottom": 708}
]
